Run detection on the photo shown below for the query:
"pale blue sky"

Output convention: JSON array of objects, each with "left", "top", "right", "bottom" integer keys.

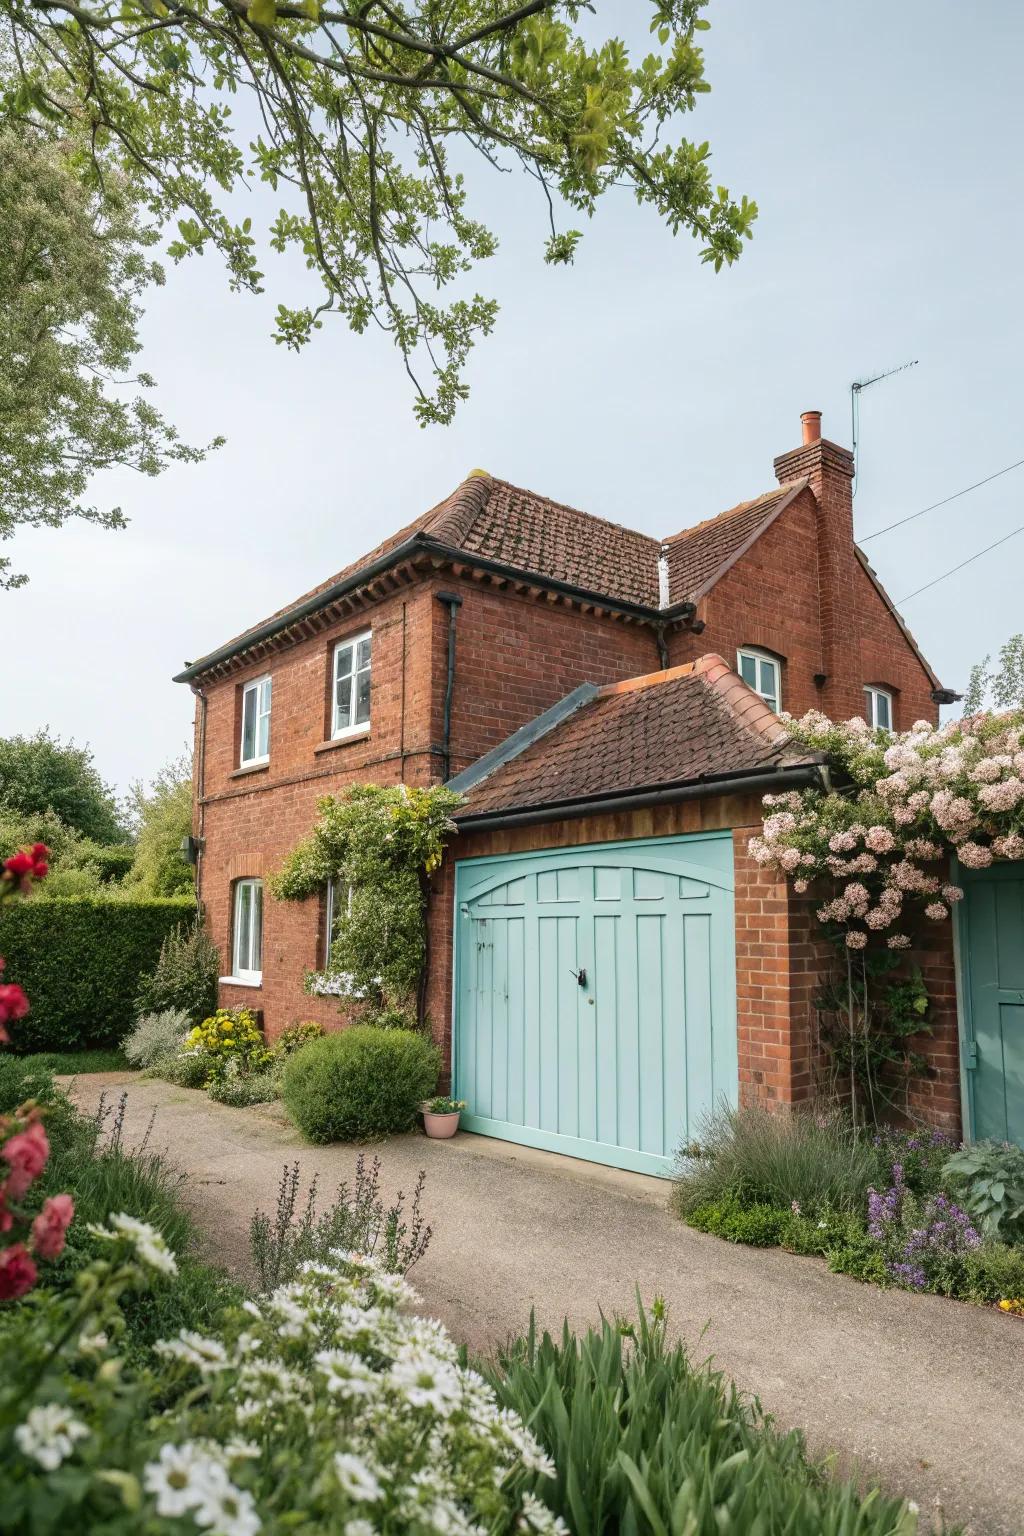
[{"left": 3, "top": 1, "right": 1023, "bottom": 795}]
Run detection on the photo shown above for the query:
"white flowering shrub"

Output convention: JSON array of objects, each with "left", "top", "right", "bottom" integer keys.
[
  {"left": 749, "top": 709, "right": 1024, "bottom": 948},
  {"left": 1, "top": 1219, "right": 562, "bottom": 1536}
]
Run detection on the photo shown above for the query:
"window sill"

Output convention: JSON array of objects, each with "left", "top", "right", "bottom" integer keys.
[
  {"left": 219, "top": 975, "right": 263, "bottom": 989},
  {"left": 314, "top": 728, "right": 370, "bottom": 755},
  {"left": 230, "top": 761, "right": 270, "bottom": 780}
]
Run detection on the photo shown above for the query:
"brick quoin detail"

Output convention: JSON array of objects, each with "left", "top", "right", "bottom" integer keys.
[{"left": 186, "top": 420, "right": 959, "bottom": 1134}]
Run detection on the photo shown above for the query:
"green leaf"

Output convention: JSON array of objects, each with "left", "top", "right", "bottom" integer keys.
[{"left": 247, "top": 0, "right": 277, "bottom": 26}]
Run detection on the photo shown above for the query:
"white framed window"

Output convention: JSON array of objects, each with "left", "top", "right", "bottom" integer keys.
[
  {"left": 311, "top": 878, "right": 357, "bottom": 996},
  {"left": 240, "top": 675, "right": 272, "bottom": 765},
  {"left": 230, "top": 878, "right": 263, "bottom": 984},
  {"left": 864, "top": 685, "right": 893, "bottom": 732},
  {"left": 332, "top": 631, "right": 372, "bottom": 739},
  {"left": 737, "top": 648, "right": 781, "bottom": 712}
]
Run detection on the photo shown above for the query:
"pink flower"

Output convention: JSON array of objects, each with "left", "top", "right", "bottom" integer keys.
[
  {"left": 779, "top": 847, "right": 802, "bottom": 872},
  {"left": 2, "top": 1120, "right": 49, "bottom": 1199},
  {"left": 865, "top": 826, "right": 896, "bottom": 853},
  {"left": 977, "top": 777, "right": 1024, "bottom": 813},
  {"left": 993, "top": 833, "right": 1024, "bottom": 860},
  {"left": 887, "top": 934, "right": 912, "bottom": 950},
  {"left": 0, "top": 1243, "right": 37, "bottom": 1300},
  {"left": 957, "top": 841, "right": 994, "bottom": 870},
  {"left": 845, "top": 931, "right": 868, "bottom": 949},
  {"left": 31, "top": 1194, "right": 74, "bottom": 1260},
  {"left": 793, "top": 879, "right": 809, "bottom": 894},
  {"left": 941, "top": 883, "right": 964, "bottom": 904},
  {"left": 828, "top": 830, "right": 858, "bottom": 853},
  {"left": 843, "top": 882, "right": 870, "bottom": 915},
  {"left": 924, "top": 902, "right": 948, "bottom": 921}
]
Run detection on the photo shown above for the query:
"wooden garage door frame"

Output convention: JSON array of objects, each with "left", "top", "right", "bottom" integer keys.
[{"left": 450, "top": 831, "right": 737, "bottom": 1176}]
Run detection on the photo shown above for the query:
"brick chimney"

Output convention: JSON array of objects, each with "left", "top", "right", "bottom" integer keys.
[{"left": 774, "top": 412, "right": 859, "bottom": 720}]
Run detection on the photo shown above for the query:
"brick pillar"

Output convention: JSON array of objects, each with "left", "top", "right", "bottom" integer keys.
[
  {"left": 733, "top": 829, "right": 817, "bottom": 1108},
  {"left": 774, "top": 418, "right": 860, "bottom": 722}
]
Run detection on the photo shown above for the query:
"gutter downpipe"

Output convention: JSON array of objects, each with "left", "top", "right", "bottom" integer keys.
[
  {"left": 190, "top": 683, "right": 207, "bottom": 914},
  {"left": 453, "top": 764, "right": 827, "bottom": 833},
  {"left": 436, "top": 590, "right": 463, "bottom": 781}
]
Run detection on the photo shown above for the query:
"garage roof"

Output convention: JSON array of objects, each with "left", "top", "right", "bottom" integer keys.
[{"left": 449, "top": 654, "right": 822, "bottom": 821}]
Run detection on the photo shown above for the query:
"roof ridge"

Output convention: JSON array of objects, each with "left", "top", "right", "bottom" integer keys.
[
  {"left": 694, "top": 654, "right": 793, "bottom": 747},
  {"left": 422, "top": 471, "right": 495, "bottom": 545}
]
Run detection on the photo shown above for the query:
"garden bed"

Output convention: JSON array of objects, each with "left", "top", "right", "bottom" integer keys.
[{"left": 674, "top": 1106, "right": 1024, "bottom": 1314}]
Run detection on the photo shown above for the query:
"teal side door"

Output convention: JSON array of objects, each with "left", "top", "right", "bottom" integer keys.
[
  {"left": 452, "top": 833, "right": 737, "bottom": 1177},
  {"left": 957, "top": 861, "right": 1024, "bottom": 1147}
]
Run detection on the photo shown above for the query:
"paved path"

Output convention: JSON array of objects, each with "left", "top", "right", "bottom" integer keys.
[{"left": 68, "top": 1074, "right": 1024, "bottom": 1535}]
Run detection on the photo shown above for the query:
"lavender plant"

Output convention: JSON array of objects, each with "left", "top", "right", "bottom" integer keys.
[{"left": 866, "top": 1162, "right": 982, "bottom": 1293}]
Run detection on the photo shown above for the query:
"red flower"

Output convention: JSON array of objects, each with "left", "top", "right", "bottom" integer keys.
[
  {"left": 31, "top": 1194, "right": 74, "bottom": 1260},
  {"left": 2, "top": 1120, "right": 49, "bottom": 1198},
  {"left": 3, "top": 852, "right": 33, "bottom": 878},
  {"left": 0, "top": 1243, "right": 37, "bottom": 1300},
  {"left": 0, "top": 983, "right": 30, "bottom": 1026},
  {"left": 30, "top": 844, "right": 49, "bottom": 860}
]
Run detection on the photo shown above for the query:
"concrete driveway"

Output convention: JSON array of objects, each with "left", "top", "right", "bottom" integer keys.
[{"left": 68, "top": 1074, "right": 1023, "bottom": 1536}]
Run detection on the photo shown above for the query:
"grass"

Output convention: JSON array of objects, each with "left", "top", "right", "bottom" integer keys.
[{"left": 10, "top": 1046, "right": 131, "bottom": 1075}]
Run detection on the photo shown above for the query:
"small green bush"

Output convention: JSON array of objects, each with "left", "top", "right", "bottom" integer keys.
[
  {"left": 486, "top": 1305, "right": 918, "bottom": 1536},
  {"left": 151, "top": 1050, "right": 208, "bottom": 1089},
  {"left": 122, "top": 1008, "right": 191, "bottom": 1068},
  {"left": 0, "top": 896, "right": 194, "bottom": 1050},
  {"left": 673, "top": 1105, "right": 878, "bottom": 1218},
  {"left": 134, "top": 917, "right": 219, "bottom": 1024},
  {"left": 0, "top": 1054, "right": 60, "bottom": 1112},
  {"left": 942, "top": 1140, "right": 1024, "bottom": 1243},
  {"left": 961, "top": 1240, "right": 1024, "bottom": 1303},
  {"left": 686, "top": 1194, "right": 788, "bottom": 1247},
  {"left": 282, "top": 1026, "right": 439, "bottom": 1144},
  {"left": 207, "top": 1067, "right": 282, "bottom": 1107}
]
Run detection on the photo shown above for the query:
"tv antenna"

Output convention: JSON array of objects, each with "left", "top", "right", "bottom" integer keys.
[{"left": 850, "top": 358, "right": 918, "bottom": 496}]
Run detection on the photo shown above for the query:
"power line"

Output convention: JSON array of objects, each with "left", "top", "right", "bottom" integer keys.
[
  {"left": 860, "top": 455, "right": 1024, "bottom": 542},
  {"left": 898, "top": 522, "right": 1024, "bottom": 604}
]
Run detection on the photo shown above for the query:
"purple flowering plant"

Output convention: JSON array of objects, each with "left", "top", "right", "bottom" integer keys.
[{"left": 866, "top": 1161, "right": 981, "bottom": 1294}]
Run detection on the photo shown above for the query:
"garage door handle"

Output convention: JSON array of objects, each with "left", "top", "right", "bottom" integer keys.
[{"left": 570, "top": 967, "right": 587, "bottom": 987}]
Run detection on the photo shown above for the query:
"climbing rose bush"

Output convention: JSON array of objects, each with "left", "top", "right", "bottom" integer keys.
[
  {"left": 749, "top": 709, "right": 1024, "bottom": 947},
  {"left": 2, "top": 1225, "right": 563, "bottom": 1535}
]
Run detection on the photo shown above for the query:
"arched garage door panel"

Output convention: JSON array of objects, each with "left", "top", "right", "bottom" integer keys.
[{"left": 453, "top": 835, "right": 737, "bottom": 1176}]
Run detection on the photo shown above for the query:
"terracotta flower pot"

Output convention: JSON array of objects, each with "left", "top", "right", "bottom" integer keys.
[{"left": 423, "top": 1109, "right": 461, "bottom": 1140}]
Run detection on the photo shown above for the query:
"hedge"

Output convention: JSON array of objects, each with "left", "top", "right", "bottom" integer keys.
[{"left": 0, "top": 896, "right": 196, "bottom": 1051}]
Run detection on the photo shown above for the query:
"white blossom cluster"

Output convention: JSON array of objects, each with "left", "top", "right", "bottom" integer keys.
[
  {"left": 748, "top": 709, "right": 1024, "bottom": 947},
  {"left": 145, "top": 1247, "right": 563, "bottom": 1536},
  {"left": 12, "top": 1227, "right": 564, "bottom": 1536}
]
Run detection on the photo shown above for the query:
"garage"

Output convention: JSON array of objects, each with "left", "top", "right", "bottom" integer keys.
[{"left": 453, "top": 834, "right": 737, "bottom": 1175}]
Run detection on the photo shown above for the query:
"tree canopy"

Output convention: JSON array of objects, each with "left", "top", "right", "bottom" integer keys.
[
  {"left": 0, "top": 729, "right": 126, "bottom": 843},
  {"left": 0, "top": 0, "right": 756, "bottom": 424},
  {"left": 964, "top": 634, "right": 1024, "bottom": 715},
  {"left": 0, "top": 131, "right": 216, "bottom": 586},
  {"left": 123, "top": 752, "right": 195, "bottom": 895}
]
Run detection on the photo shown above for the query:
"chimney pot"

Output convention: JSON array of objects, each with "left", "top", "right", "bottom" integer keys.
[{"left": 801, "top": 410, "right": 822, "bottom": 446}]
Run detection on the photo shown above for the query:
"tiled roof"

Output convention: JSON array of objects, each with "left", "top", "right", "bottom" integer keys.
[
  {"left": 663, "top": 480, "right": 808, "bottom": 605},
  {"left": 454, "top": 655, "right": 820, "bottom": 819}
]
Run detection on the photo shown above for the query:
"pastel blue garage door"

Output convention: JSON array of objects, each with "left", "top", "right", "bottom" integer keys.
[{"left": 453, "top": 833, "right": 737, "bottom": 1176}]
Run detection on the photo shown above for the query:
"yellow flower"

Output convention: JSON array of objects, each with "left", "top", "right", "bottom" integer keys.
[{"left": 1000, "top": 1299, "right": 1010, "bottom": 1311}]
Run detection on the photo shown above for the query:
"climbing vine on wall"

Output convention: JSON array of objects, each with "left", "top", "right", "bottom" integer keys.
[{"left": 271, "top": 784, "right": 460, "bottom": 1024}]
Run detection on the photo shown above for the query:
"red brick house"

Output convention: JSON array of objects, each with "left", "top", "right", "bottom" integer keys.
[{"left": 176, "top": 412, "right": 962, "bottom": 1173}]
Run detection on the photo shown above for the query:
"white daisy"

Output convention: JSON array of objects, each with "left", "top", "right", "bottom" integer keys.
[
  {"left": 14, "top": 1404, "right": 89, "bottom": 1472},
  {"left": 389, "top": 1349, "right": 461, "bottom": 1417},
  {"left": 334, "top": 1451, "right": 384, "bottom": 1502},
  {"left": 193, "top": 1468, "right": 262, "bottom": 1536},
  {"left": 313, "top": 1349, "right": 377, "bottom": 1399},
  {"left": 143, "top": 1443, "right": 224, "bottom": 1518},
  {"left": 156, "top": 1330, "right": 230, "bottom": 1374}
]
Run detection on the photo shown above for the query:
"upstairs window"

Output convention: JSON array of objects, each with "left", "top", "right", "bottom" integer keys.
[
  {"left": 737, "top": 648, "right": 781, "bottom": 713},
  {"left": 231, "top": 878, "right": 263, "bottom": 983},
  {"left": 864, "top": 685, "right": 893, "bottom": 732},
  {"left": 332, "top": 631, "right": 372, "bottom": 739},
  {"left": 240, "top": 675, "right": 272, "bottom": 765}
]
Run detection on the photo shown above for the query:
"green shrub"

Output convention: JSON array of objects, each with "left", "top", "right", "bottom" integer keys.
[
  {"left": 207, "top": 1066, "right": 281, "bottom": 1106},
  {"left": 0, "top": 1054, "right": 60, "bottom": 1112},
  {"left": 673, "top": 1105, "right": 878, "bottom": 1218},
  {"left": 282, "top": 1026, "right": 439, "bottom": 1143},
  {"left": 0, "top": 896, "right": 194, "bottom": 1050},
  {"left": 134, "top": 916, "right": 219, "bottom": 1024},
  {"left": 942, "top": 1140, "right": 1024, "bottom": 1243},
  {"left": 272, "top": 1019, "right": 325, "bottom": 1057},
  {"left": 122, "top": 1008, "right": 191, "bottom": 1068},
  {"left": 960, "top": 1240, "right": 1024, "bottom": 1303},
  {"left": 686, "top": 1194, "right": 788, "bottom": 1246},
  {"left": 84, "top": 844, "right": 136, "bottom": 883},
  {"left": 150, "top": 1049, "right": 208, "bottom": 1088},
  {"left": 486, "top": 1305, "right": 918, "bottom": 1536}
]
